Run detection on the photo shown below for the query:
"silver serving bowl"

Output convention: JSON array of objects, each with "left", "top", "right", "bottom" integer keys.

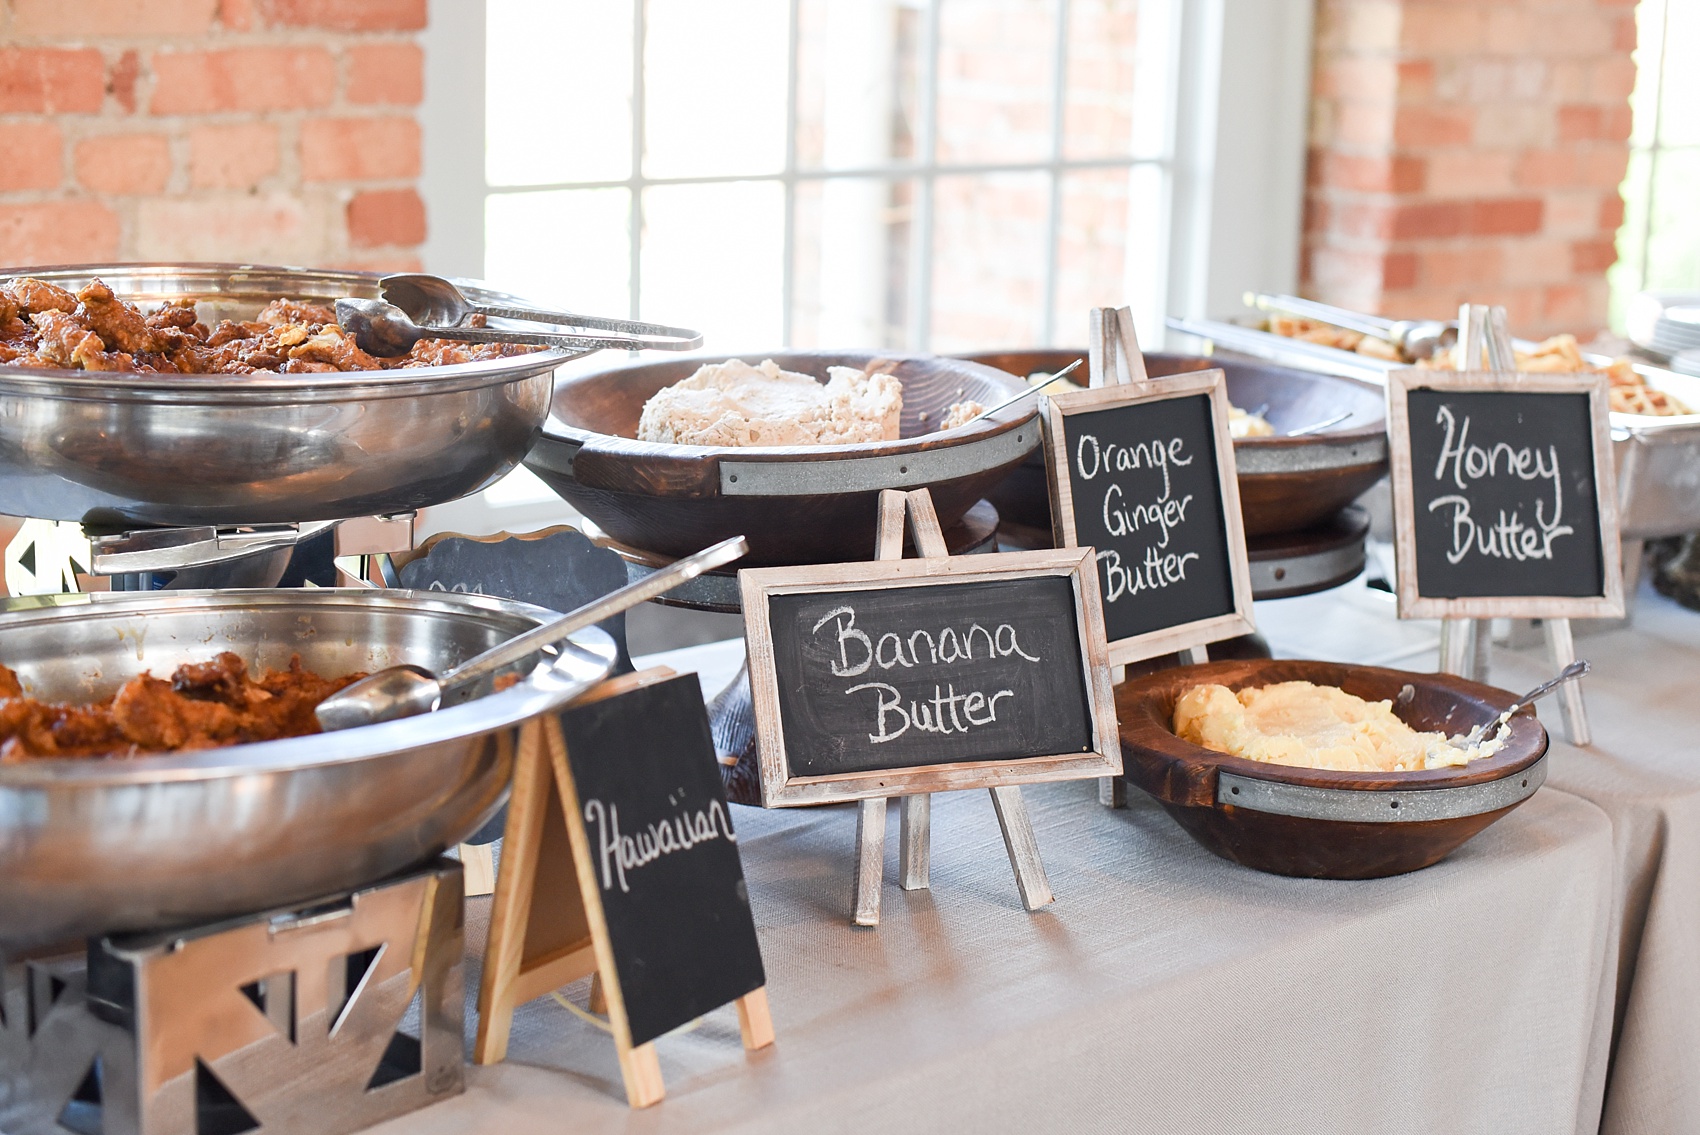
[
  {"left": 0, "top": 263, "right": 576, "bottom": 527},
  {"left": 0, "top": 588, "right": 616, "bottom": 953}
]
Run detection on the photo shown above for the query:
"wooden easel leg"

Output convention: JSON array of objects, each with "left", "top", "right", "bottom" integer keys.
[
  {"left": 899, "top": 794, "right": 930, "bottom": 890},
  {"left": 616, "top": 1040, "right": 666, "bottom": 1108},
  {"left": 1471, "top": 617, "right": 1493, "bottom": 684},
  {"left": 474, "top": 723, "right": 546, "bottom": 1065},
  {"left": 587, "top": 971, "right": 608, "bottom": 1015},
  {"left": 1438, "top": 618, "right": 1471, "bottom": 676},
  {"left": 735, "top": 987, "right": 776, "bottom": 1051},
  {"left": 1544, "top": 617, "right": 1591, "bottom": 746},
  {"left": 1181, "top": 644, "right": 1209, "bottom": 666},
  {"left": 987, "top": 786, "right": 1054, "bottom": 911},
  {"left": 852, "top": 797, "right": 887, "bottom": 926},
  {"left": 1101, "top": 664, "right": 1128, "bottom": 808}
]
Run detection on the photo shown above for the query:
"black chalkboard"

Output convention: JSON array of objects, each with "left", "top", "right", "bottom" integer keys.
[
  {"left": 557, "top": 673, "right": 766, "bottom": 1048},
  {"left": 1404, "top": 388, "right": 1606, "bottom": 599},
  {"left": 765, "top": 575, "right": 1094, "bottom": 777},
  {"left": 397, "top": 527, "right": 633, "bottom": 673},
  {"left": 1056, "top": 392, "right": 1238, "bottom": 643}
]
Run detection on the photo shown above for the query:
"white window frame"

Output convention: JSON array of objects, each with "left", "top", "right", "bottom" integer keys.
[{"left": 425, "top": 0, "right": 1314, "bottom": 344}]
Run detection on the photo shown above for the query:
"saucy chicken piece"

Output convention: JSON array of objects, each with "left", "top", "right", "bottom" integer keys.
[
  {"left": 0, "top": 276, "right": 543, "bottom": 375},
  {"left": 0, "top": 652, "right": 365, "bottom": 760}
]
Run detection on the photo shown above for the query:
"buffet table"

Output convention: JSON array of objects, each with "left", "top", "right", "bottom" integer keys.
[{"left": 366, "top": 572, "right": 1631, "bottom": 1135}]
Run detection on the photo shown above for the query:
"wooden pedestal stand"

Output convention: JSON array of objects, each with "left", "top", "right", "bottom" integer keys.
[
  {"left": 473, "top": 668, "right": 775, "bottom": 1108},
  {"left": 850, "top": 488, "right": 1056, "bottom": 926}
]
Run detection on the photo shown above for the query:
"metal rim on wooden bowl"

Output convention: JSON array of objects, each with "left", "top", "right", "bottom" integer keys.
[
  {"left": 1114, "top": 658, "right": 1549, "bottom": 878},
  {"left": 531, "top": 349, "right": 1035, "bottom": 497},
  {"left": 525, "top": 350, "right": 1037, "bottom": 565},
  {"left": 956, "top": 348, "right": 1389, "bottom": 537}
]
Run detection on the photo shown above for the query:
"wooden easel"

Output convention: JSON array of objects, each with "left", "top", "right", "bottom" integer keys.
[
  {"left": 1087, "top": 307, "right": 1211, "bottom": 807},
  {"left": 851, "top": 488, "right": 1056, "bottom": 926},
  {"left": 1434, "top": 305, "right": 1593, "bottom": 745},
  {"left": 473, "top": 667, "right": 775, "bottom": 1107}
]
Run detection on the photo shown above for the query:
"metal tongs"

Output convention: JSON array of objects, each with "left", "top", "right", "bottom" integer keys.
[
  {"left": 1244, "top": 292, "right": 1458, "bottom": 361},
  {"left": 336, "top": 273, "right": 703, "bottom": 358}
]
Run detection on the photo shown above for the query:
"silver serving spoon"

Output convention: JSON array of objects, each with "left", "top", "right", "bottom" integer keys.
[
  {"left": 315, "top": 535, "right": 749, "bottom": 730},
  {"left": 336, "top": 297, "right": 699, "bottom": 359},
  {"left": 960, "top": 358, "right": 1084, "bottom": 427},
  {"left": 379, "top": 273, "right": 702, "bottom": 350},
  {"left": 1394, "top": 659, "right": 1591, "bottom": 740},
  {"left": 1459, "top": 659, "right": 1591, "bottom": 743},
  {"left": 1287, "top": 410, "right": 1353, "bottom": 437}
]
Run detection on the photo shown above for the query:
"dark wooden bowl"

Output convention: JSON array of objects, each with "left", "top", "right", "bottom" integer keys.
[
  {"left": 524, "top": 351, "right": 1032, "bottom": 566},
  {"left": 1116, "top": 658, "right": 1549, "bottom": 879},
  {"left": 958, "top": 349, "right": 1389, "bottom": 536}
]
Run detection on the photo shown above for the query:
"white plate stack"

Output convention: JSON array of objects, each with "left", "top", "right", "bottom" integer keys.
[{"left": 1628, "top": 292, "right": 1700, "bottom": 374}]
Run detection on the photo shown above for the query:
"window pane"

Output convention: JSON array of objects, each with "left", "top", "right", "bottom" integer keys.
[
  {"left": 1659, "top": 0, "right": 1700, "bottom": 148},
  {"left": 643, "top": 0, "right": 789, "bottom": 178},
  {"left": 1608, "top": 148, "right": 1652, "bottom": 329},
  {"left": 486, "top": 0, "right": 634, "bottom": 186},
  {"left": 1062, "top": 0, "right": 1141, "bottom": 159},
  {"left": 641, "top": 182, "right": 785, "bottom": 352},
  {"left": 1645, "top": 148, "right": 1700, "bottom": 290},
  {"left": 935, "top": 0, "right": 1059, "bottom": 165},
  {"left": 795, "top": 0, "right": 905, "bottom": 172},
  {"left": 1052, "top": 167, "right": 1127, "bottom": 344},
  {"left": 484, "top": 188, "right": 631, "bottom": 316},
  {"left": 929, "top": 171, "right": 1050, "bottom": 351},
  {"left": 792, "top": 176, "right": 915, "bottom": 348}
]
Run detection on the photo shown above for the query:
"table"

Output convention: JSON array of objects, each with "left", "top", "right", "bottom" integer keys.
[
  {"left": 373, "top": 615, "right": 1620, "bottom": 1134},
  {"left": 1257, "top": 567, "right": 1700, "bottom": 1135}
]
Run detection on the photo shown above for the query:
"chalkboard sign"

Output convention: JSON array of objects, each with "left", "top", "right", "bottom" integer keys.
[
  {"left": 1386, "top": 370, "right": 1624, "bottom": 619},
  {"left": 397, "top": 526, "right": 633, "bottom": 674},
  {"left": 556, "top": 673, "right": 766, "bottom": 1047},
  {"left": 1042, "top": 368, "right": 1255, "bottom": 664},
  {"left": 741, "top": 547, "right": 1121, "bottom": 806}
]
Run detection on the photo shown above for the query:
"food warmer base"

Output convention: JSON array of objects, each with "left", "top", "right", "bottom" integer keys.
[{"left": 0, "top": 858, "right": 465, "bottom": 1135}]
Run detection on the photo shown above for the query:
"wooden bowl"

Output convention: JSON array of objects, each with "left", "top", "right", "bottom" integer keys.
[
  {"left": 525, "top": 351, "right": 1032, "bottom": 566},
  {"left": 958, "top": 349, "right": 1388, "bottom": 536},
  {"left": 1116, "top": 659, "right": 1549, "bottom": 879}
]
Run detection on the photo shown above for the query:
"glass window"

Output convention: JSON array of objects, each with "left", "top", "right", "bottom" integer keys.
[{"left": 480, "top": 0, "right": 1167, "bottom": 352}]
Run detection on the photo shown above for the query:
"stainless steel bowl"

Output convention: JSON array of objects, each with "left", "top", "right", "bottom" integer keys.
[
  {"left": 0, "top": 588, "right": 616, "bottom": 953},
  {"left": 0, "top": 263, "right": 577, "bottom": 527}
]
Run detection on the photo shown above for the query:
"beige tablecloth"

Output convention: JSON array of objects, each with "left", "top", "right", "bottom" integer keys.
[
  {"left": 376, "top": 775, "right": 1615, "bottom": 1135},
  {"left": 1253, "top": 571, "right": 1700, "bottom": 1135}
]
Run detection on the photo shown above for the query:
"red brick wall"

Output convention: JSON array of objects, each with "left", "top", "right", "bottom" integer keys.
[
  {"left": 0, "top": 0, "right": 426, "bottom": 272},
  {"left": 1302, "top": 0, "right": 1635, "bottom": 337}
]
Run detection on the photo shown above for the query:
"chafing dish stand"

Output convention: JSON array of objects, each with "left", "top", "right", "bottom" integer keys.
[{"left": 0, "top": 858, "right": 464, "bottom": 1135}]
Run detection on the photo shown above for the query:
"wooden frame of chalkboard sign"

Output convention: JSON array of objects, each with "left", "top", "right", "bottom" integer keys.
[
  {"left": 474, "top": 667, "right": 774, "bottom": 1108},
  {"left": 1385, "top": 302, "right": 1625, "bottom": 747},
  {"left": 742, "top": 504, "right": 1121, "bottom": 806},
  {"left": 1041, "top": 355, "right": 1256, "bottom": 667},
  {"left": 1386, "top": 369, "right": 1624, "bottom": 621},
  {"left": 742, "top": 487, "right": 1120, "bottom": 926}
]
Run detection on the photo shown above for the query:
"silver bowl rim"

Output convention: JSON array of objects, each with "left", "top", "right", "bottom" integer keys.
[
  {"left": 0, "top": 587, "right": 615, "bottom": 788},
  {"left": 0, "top": 262, "right": 577, "bottom": 398}
]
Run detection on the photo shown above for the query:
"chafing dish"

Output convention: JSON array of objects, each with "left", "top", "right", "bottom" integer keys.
[
  {"left": 1170, "top": 314, "right": 1700, "bottom": 539},
  {"left": 0, "top": 588, "right": 616, "bottom": 953},
  {"left": 0, "top": 263, "right": 577, "bottom": 527}
]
